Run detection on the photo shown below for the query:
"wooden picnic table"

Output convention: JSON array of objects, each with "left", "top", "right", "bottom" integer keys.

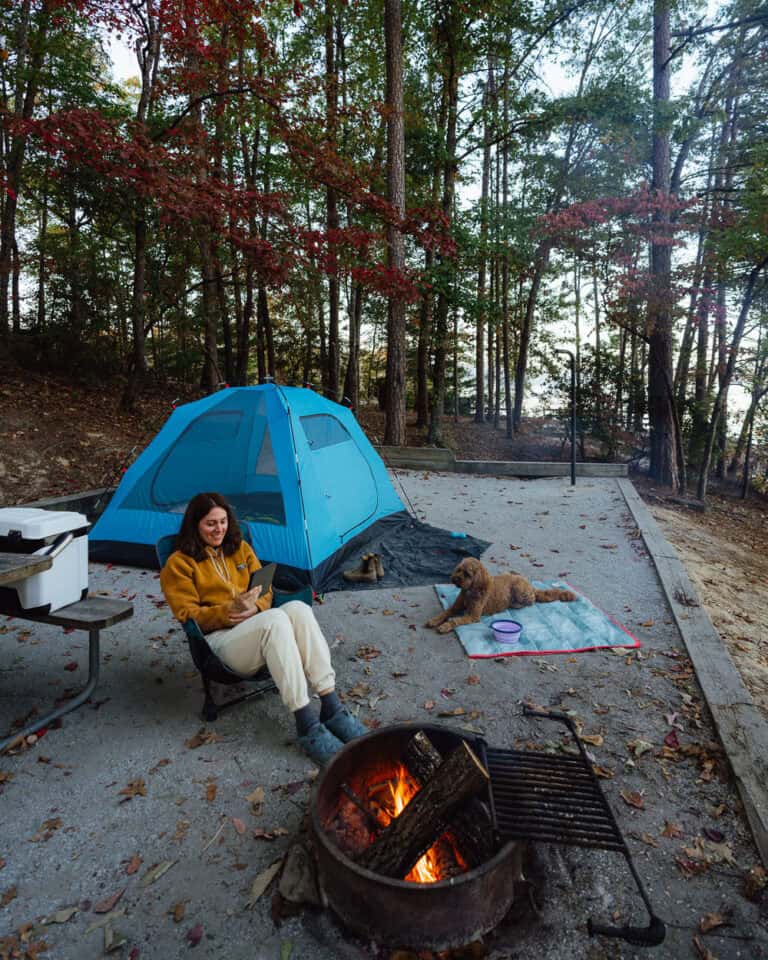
[
  {"left": 1, "top": 590, "right": 133, "bottom": 753},
  {"left": 0, "top": 551, "right": 52, "bottom": 586}
]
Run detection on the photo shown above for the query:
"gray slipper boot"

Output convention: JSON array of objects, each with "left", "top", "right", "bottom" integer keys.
[
  {"left": 298, "top": 721, "right": 343, "bottom": 765},
  {"left": 324, "top": 706, "right": 367, "bottom": 743}
]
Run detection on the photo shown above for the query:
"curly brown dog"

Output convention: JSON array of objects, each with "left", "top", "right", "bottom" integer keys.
[{"left": 425, "top": 557, "right": 577, "bottom": 634}]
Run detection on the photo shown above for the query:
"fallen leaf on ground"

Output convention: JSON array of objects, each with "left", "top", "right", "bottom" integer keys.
[
  {"left": 423, "top": 700, "right": 435, "bottom": 711},
  {"left": 580, "top": 733, "right": 604, "bottom": 747},
  {"left": 2, "top": 885, "right": 18, "bottom": 907},
  {"left": 246, "top": 859, "right": 284, "bottom": 909},
  {"left": 592, "top": 764, "right": 615, "bottom": 779},
  {"left": 246, "top": 787, "right": 265, "bottom": 814},
  {"left": 30, "top": 817, "right": 62, "bottom": 842},
  {"left": 619, "top": 790, "right": 645, "bottom": 810},
  {"left": 104, "top": 924, "right": 127, "bottom": 953},
  {"left": 84, "top": 909, "right": 126, "bottom": 934},
  {"left": 663, "top": 730, "right": 680, "bottom": 749},
  {"left": 141, "top": 860, "right": 176, "bottom": 887},
  {"left": 355, "top": 645, "right": 381, "bottom": 660},
  {"left": 171, "top": 902, "right": 185, "bottom": 923},
  {"left": 185, "top": 728, "right": 221, "bottom": 749},
  {"left": 743, "top": 865, "right": 767, "bottom": 901},
  {"left": 205, "top": 783, "right": 217, "bottom": 803},
  {"left": 467, "top": 675, "right": 480, "bottom": 685},
  {"left": 662, "top": 821, "right": 684, "bottom": 839},
  {"left": 692, "top": 935, "right": 718, "bottom": 959},
  {"left": 626, "top": 739, "right": 653, "bottom": 758},
  {"left": 684, "top": 836, "right": 735, "bottom": 866},
  {"left": 438, "top": 707, "right": 465, "bottom": 717},
  {"left": 41, "top": 905, "right": 78, "bottom": 925},
  {"left": 94, "top": 888, "right": 125, "bottom": 914},
  {"left": 699, "top": 912, "right": 727, "bottom": 933},
  {"left": 124, "top": 855, "right": 142, "bottom": 875},
  {"left": 186, "top": 923, "right": 204, "bottom": 947},
  {"left": 253, "top": 828, "right": 289, "bottom": 841},
  {"left": 676, "top": 857, "right": 709, "bottom": 878},
  {"left": 118, "top": 779, "right": 146, "bottom": 802},
  {"left": 232, "top": 818, "right": 247, "bottom": 835}
]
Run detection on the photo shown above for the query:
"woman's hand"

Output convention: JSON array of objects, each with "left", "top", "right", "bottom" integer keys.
[{"left": 227, "top": 586, "right": 262, "bottom": 623}]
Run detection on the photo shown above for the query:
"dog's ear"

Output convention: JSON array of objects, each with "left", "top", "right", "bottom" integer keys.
[
  {"left": 465, "top": 559, "right": 490, "bottom": 597},
  {"left": 474, "top": 561, "right": 491, "bottom": 594}
]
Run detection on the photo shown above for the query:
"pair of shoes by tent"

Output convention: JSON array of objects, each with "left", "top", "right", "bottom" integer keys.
[{"left": 342, "top": 552, "right": 384, "bottom": 583}]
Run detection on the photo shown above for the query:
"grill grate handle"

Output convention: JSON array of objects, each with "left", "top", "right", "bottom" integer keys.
[{"left": 588, "top": 916, "right": 666, "bottom": 947}]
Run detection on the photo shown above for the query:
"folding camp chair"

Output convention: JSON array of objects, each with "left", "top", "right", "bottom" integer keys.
[{"left": 156, "top": 531, "right": 311, "bottom": 721}]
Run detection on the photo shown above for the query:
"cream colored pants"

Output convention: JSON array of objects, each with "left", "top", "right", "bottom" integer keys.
[{"left": 205, "top": 601, "right": 335, "bottom": 712}]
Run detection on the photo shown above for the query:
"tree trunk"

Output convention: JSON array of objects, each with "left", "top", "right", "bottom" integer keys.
[
  {"left": 342, "top": 281, "right": 364, "bottom": 409},
  {"left": 383, "top": 0, "right": 407, "bottom": 445},
  {"left": 0, "top": 0, "right": 49, "bottom": 337},
  {"left": 475, "top": 60, "right": 493, "bottom": 423},
  {"left": 325, "top": 0, "right": 340, "bottom": 400},
  {"left": 647, "top": 0, "right": 678, "bottom": 488},
  {"left": 427, "top": 4, "right": 459, "bottom": 446},
  {"left": 697, "top": 257, "right": 768, "bottom": 500}
]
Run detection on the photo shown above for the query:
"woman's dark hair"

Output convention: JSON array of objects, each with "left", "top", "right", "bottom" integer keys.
[{"left": 176, "top": 492, "right": 243, "bottom": 561}]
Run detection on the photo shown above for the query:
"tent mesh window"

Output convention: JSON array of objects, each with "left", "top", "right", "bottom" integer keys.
[{"left": 300, "top": 414, "right": 351, "bottom": 449}]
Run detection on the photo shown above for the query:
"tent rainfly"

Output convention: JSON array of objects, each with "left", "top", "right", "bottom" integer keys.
[{"left": 89, "top": 385, "right": 404, "bottom": 588}]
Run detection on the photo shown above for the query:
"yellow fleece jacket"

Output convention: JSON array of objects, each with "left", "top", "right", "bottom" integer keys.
[{"left": 160, "top": 541, "right": 273, "bottom": 634}]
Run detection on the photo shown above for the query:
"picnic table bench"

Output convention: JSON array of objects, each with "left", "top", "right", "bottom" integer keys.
[{"left": 0, "top": 593, "right": 133, "bottom": 752}]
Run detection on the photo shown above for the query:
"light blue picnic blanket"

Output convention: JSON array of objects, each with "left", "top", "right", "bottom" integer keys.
[{"left": 434, "top": 580, "right": 640, "bottom": 658}]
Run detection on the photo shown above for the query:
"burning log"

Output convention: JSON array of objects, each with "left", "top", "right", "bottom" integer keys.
[
  {"left": 402, "top": 731, "right": 497, "bottom": 867},
  {"left": 357, "top": 739, "right": 489, "bottom": 879}
]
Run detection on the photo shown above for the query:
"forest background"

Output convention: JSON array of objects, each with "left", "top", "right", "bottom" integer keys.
[{"left": 2, "top": 0, "right": 768, "bottom": 503}]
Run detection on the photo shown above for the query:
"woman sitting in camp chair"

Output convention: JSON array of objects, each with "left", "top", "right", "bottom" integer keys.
[{"left": 159, "top": 491, "right": 366, "bottom": 765}]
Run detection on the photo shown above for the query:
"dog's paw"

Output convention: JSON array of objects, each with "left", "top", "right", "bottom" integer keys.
[
  {"left": 436, "top": 622, "right": 454, "bottom": 634},
  {"left": 425, "top": 615, "right": 444, "bottom": 628}
]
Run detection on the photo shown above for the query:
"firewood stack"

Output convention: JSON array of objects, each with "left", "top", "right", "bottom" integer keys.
[{"left": 324, "top": 730, "right": 497, "bottom": 881}]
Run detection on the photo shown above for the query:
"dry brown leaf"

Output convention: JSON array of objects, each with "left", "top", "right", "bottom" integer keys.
[
  {"left": 699, "top": 913, "right": 727, "bottom": 933},
  {"left": 232, "top": 817, "right": 247, "bottom": 835},
  {"left": 579, "top": 733, "right": 604, "bottom": 747},
  {"left": 172, "top": 902, "right": 186, "bottom": 923},
  {"left": 639, "top": 832, "right": 659, "bottom": 848},
  {"left": 437, "top": 707, "right": 466, "bottom": 717},
  {"left": 355, "top": 645, "right": 381, "bottom": 660},
  {"left": 118, "top": 778, "right": 146, "bottom": 801},
  {"left": 467, "top": 675, "right": 480, "bottom": 685},
  {"left": 743, "top": 865, "right": 767, "bottom": 901},
  {"left": 124, "top": 855, "right": 142, "bottom": 876},
  {"left": 93, "top": 888, "right": 125, "bottom": 914},
  {"left": 619, "top": 789, "right": 645, "bottom": 809},
  {"left": 205, "top": 783, "right": 217, "bottom": 803},
  {"left": 246, "top": 787, "right": 265, "bottom": 814},
  {"left": 662, "top": 821, "right": 684, "bottom": 839},
  {"left": 185, "top": 727, "right": 221, "bottom": 749},
  {"left": 692, "top": 935, "right": 718, "bottom": 960},
  {"left": 253, "top": 827, "right": 289, "bottom": 841},
  {"left": 246, "top": 859, "right": 283, "bottom": 909},
  {"left": 423, "top": 699, "right": 435, "bottom": 711},
  {"left": 592, "top": 764, "right": 615, "bottom": 779},
  {"left": 141, "top": 860, "right": 176, "bottom": 887},
  {"left": 1, "top": 885, "right": 17, "bottom": 907}
]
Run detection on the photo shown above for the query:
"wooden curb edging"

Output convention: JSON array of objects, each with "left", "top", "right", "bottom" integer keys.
[
  {"left": 618, "top": 477, "right": 768, "bottom": 867},
  {"left": 375, "top": 445, "right": 628, "bottom": 478}
]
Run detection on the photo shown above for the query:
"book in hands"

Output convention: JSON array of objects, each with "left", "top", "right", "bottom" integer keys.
[{"left": 248, "top": 562, "right": 277, "bottom": 594}]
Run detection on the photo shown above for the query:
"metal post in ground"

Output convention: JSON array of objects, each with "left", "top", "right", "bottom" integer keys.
[{"left": 555, "top": 348, "right": 576, "bottom": 486}]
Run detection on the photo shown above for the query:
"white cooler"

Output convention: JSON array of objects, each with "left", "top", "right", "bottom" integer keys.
[{"left": 0, "top": 508, "right": 90, "bottom": 614}]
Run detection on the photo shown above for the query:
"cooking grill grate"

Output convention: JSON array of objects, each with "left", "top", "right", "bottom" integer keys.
[
  {"left": 475, "top": 708, "right": 665, "bottom": 949},
  {"left": 482, "top": 748, "right": 626, "bottom": 852}
]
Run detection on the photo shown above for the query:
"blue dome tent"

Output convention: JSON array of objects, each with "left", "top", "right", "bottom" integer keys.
[{"left": 89, "top": 384, "right": 404, "bottom": 588}]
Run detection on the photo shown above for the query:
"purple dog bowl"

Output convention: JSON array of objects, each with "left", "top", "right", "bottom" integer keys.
[{"left": 491, "top": 619, "right": 523, "bottom": 643}]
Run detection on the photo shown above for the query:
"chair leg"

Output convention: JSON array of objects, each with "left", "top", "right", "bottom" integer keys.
[{"left": 202, "top": 677, "right": 219, "bottom": 722}]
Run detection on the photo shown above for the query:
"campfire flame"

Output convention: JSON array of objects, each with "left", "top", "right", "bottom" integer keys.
[{"left": 378, "top": 764, "right": 467, "bottom": 884}]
